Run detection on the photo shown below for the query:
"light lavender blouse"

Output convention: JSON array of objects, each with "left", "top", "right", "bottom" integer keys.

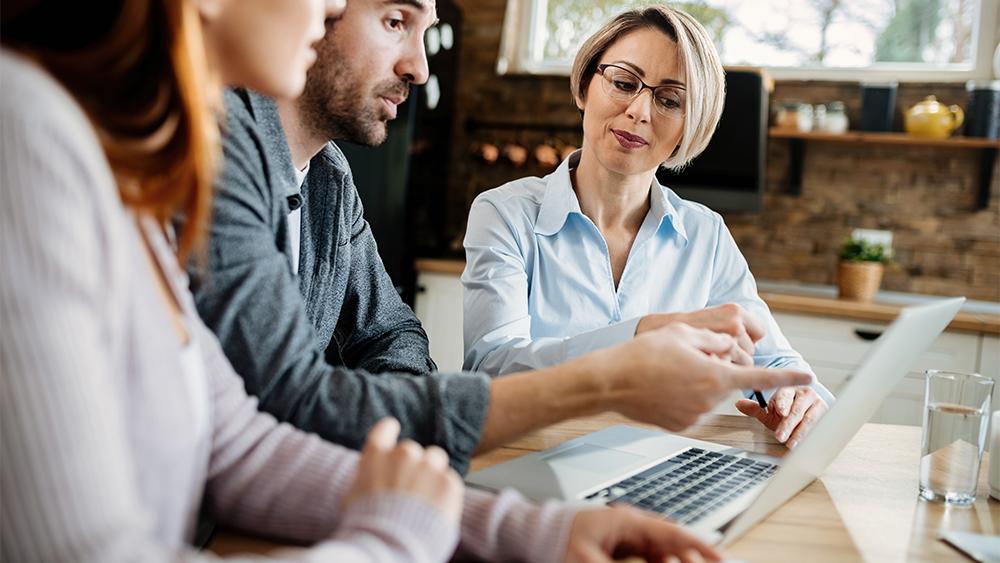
[{"left": 0, "top": 49, "right": 576, "bottom": 562}]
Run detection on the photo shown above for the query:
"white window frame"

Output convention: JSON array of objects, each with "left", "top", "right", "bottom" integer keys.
[{"left": 496, "top": 0, "right": 1000, "bottom": 82}]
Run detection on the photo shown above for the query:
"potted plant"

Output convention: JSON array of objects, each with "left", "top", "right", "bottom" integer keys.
[{"left": 837, "top": 238, "right": 893, "bottom": 302}]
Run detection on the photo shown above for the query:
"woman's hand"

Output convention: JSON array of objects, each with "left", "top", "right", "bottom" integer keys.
[
  {"left": 735, "top": 386, "right": 828, "bottom": 449},
  {"left": 608, "top": 322, "right": 813, "bottom": 432},
  {"left": 342, "top": 418, "right": 464, "bottom": 523},
  {"left": 564, "top": 506, "right": 721, "bottom": 563}
]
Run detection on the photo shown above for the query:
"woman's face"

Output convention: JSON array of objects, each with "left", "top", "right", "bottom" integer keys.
[
  {"left": 577, "top": 27, "right": 686, "bottom": 177},
  {"left": 203, "top": 0, "right": 346, "bottom": 99}
]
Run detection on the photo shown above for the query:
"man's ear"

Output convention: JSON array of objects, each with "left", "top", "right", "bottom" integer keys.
[{"left": 196, "top": 0, "right": 225, "bottom": 22}]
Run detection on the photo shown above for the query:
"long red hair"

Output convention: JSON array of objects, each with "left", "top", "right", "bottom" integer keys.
[{"left": 2, "top": 0, "right": 218, "bottom": 262}]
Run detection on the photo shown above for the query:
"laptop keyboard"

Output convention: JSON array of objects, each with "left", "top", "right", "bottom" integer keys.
[{"left": 601, "top": 448, "right": 777, "bottom": 524}]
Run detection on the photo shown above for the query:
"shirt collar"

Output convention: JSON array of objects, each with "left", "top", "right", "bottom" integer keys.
[
  {"left": 649, "top": 174, "right": 688, "bottom": 242},
  {"left": 247, "top": 91, "right": 300, "bottom": 201},
  {"left": 534, "top": 149, "right": 687, "bottom": 242},
  {"left": 534, "top": 151, "right": 584, "bottom": 236}
]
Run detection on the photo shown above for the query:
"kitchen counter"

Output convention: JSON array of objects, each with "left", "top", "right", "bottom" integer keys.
[{"left": 414, "top": 258, "right": 1000, "bottom": 335}]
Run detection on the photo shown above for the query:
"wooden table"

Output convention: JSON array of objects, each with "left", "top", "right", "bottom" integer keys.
[{"left": 210, "top": 413, "right": 999, "bottom": 562}]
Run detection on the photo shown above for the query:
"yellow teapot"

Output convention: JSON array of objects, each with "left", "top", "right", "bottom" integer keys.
[{"left": 904, "top": 96, "right": 964, "bottom": 139}]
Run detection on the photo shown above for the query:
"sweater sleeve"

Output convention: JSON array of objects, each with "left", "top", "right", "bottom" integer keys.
[
  {"left": 189, "top": 92, "right": 488, "bottom": 472},
  {"left": 198, "top": 320, "right": 461, "bottom": 562},
  {"left": 0, "top": 63, "right": 164, "bottom": 562},
  {"left": 0, "top": 54, "right": 461, "bottom": 563},
  {"left": 198, "top": 317, "right": 578, "bottom": 563}
]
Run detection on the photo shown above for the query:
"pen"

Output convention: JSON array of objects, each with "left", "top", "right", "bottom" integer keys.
[{"left": 753, "top": 390, "right": 767, "bottom": 410}]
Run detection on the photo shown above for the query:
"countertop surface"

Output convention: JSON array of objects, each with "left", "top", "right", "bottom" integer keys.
[{"left": 415, "top": 258, "right": 1000, "bottom": 334}]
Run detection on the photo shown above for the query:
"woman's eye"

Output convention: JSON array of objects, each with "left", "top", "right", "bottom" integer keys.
[
  {"left": 613, "top": 79, "right": 638, "bottom": 92},
  {"left": 656, "top": 97, "right": 680, "bottom": 109}
]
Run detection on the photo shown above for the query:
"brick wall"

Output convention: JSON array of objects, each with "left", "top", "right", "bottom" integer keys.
[{"left": 445, "top": 0, "right": 1000, "bottom": 301}]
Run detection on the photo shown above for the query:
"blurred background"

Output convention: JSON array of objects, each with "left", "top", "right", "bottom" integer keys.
[{"left": 345, "top": 0, "right": 999, "bottom": 303}]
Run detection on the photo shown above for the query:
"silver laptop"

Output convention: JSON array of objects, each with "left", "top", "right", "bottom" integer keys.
[{"left": 466, "top": 297, "right": 965, "bottom": 545}]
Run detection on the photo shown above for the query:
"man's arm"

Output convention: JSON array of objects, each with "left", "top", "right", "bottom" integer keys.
[
  {"left": 189, "top": 92, "right": 489, "bottom": 472},
  {"left": 476, "top": 323, "right": 815, "bottom": 453}
]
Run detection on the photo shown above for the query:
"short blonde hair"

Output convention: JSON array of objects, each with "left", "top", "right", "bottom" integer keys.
[{"left": 570, "top": 5, "right": 725, "bottom": 170}]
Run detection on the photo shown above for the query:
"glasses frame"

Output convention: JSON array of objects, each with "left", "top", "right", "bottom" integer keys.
[{"left": 595, "top": 63, "right": 686, "bottom": 118}]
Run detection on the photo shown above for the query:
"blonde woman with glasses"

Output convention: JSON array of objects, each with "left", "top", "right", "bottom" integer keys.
[{"left": 464, "top": 5, "right": 833, "bottom": 449}]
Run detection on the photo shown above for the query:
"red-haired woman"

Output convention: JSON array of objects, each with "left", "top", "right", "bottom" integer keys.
[{"left": 0, "top": 1, "right": 721, "bottom": 561}]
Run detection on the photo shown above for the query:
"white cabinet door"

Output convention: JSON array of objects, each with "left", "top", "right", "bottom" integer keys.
[
  {"left": 413, "top": 272, "right": 465, "bottom": 372},
  {"left": 981, "top": 335, "right": 1000, "bottom": 378},
  {"left": 981, "top": 335, "right": 1000, "bottom": 411},
  {"left": 773, "top": 312, "right": 981, "bottom": 426}
]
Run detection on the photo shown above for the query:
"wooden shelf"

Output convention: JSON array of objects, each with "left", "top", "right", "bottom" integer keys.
[
  {"left": 768, "top": 128, "right": 998, "bottom": 208},
  {"left": 768, "top": 129, "right": 999, "bottom": 148}
]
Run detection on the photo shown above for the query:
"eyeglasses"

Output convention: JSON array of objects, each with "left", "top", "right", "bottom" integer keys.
[{"left": 596, "top": 63, "right": 686, "bottom": 118}]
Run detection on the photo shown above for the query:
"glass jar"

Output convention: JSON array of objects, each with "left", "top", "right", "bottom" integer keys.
[
  {"left": 823, "top": 101, "right": 849, "bottom": 133},
  {"left": 796, "top": 104, "right": 814, "bottom": 132},
  {"left": 774, "top": 101, "right": 802, "bottom": 130},
  {"left": 813, "top": 104, "right": 827, "bottom": 131}
]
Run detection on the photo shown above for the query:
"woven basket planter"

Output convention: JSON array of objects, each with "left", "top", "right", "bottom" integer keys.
[{"left": 837, "top": 261, "right": 884, "bottom": 302}]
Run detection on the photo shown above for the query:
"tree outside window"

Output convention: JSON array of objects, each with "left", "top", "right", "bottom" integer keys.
[{"left": 538, "top": 0, "right": 980, "bottom": 70}]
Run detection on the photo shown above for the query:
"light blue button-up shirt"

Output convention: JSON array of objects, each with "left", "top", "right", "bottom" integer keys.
[{"left": 462, "top": 152, "right": 831, "bottom": 403}]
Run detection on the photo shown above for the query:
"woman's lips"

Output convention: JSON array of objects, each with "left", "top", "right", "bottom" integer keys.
[{"left": 611, "top": 129, "right": 648, "bottom": 149}]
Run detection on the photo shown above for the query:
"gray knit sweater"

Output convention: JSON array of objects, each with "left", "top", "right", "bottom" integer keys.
[
  {"left": 0, "top": 49, "right": 575, "bottom": 562},
  {"left": 188, "top": 90, "right": 488, "bottom": 472}
]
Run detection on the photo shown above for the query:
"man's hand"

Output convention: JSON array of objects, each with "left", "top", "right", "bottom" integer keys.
[
  {"left": 735, "top": 386, "right": 828, "bottom": 449},
  {"left": 565, "top": 506, "right": 721, "bottom": 563},
  {"left": 635, "top": 304, "right": 765, "bottom": 366},
  {"left": 607, "top": 323, "right": 813, "bottom": 432}
]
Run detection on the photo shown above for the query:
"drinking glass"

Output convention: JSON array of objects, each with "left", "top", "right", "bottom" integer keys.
[{"left": 919, "top": 370, "right": 994, "bottom": 505}]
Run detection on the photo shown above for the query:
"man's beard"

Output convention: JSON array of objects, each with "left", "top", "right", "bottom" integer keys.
[{"left": 297, "top": 43, "right": 409, "bottom": 147}]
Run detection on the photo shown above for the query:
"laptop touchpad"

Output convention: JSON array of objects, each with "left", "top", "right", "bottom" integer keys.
[{"left": 542, "top": 443, "right": 644, "bottom": 474}]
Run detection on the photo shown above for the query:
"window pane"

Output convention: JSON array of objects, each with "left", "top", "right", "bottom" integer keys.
[{"left": 541, "top": 0, "right": 979, "bottom": 69}]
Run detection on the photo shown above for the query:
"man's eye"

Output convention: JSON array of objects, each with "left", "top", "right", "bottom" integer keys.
[{"left": 386, "top": 16, "right": 406, "bottom": 31}]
